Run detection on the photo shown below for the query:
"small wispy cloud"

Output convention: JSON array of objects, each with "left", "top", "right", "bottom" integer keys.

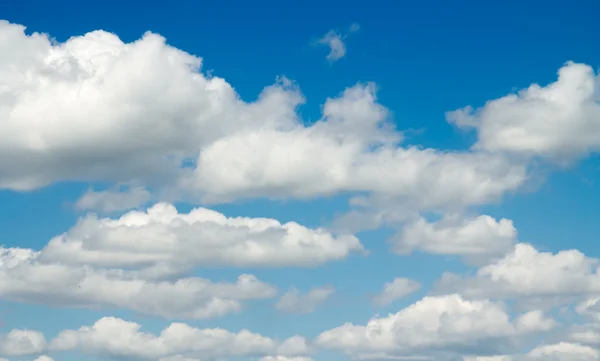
[
  {"left": 315, "top": 23, "right": 360, "bottom": 63},
  {"left": 75, "top": 184, "right": 151, "bottom": 213},
  {"left": 276, "top": 285, "right": 335, "bottom": 314}
]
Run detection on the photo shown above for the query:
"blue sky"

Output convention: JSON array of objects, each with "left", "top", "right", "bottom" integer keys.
[{"left": 1, "top": 1, "right": 600, "bottom": 361}]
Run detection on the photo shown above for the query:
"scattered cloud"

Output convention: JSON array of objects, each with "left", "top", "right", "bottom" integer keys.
[
  {"left": 1, "top": 18, "right": 600, "bottom": 361},
  {"left": 315, "top": 23, "right": 359, "bottom": 62}
]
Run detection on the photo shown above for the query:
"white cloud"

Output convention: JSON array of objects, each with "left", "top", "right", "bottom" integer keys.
[
  {"left": 569, "top": 324, "right": 600, "bottom": 345},
  {"left": 1, "top": 357, "right": 56, "bottom": 361},
  {"left": 0, "top": 329, "right": 47, "bottom": 356},
  {"left": 527, "top": 342, "right": 599, "bottom": 360},
  {"left": 0, "top": 21, "right": 527, "bottom": 219},
  {"left": 261, "top": 357, "right": 315, "bottom": 361},
  {"left": 0, "top": 246, "right": 276, "bottom": 319},
  {"left": 435, "top": 243, "right": 600, "bottom": 302},
  {"left": 464, "top": 342, "right": 600, "bottom": 361},
  {"left": 447, "top": 61, "right": 600, "bottom": 164},
  {"left": 392, "top": 214, "right": 517, "bottom": 263},
  {"left": 276, "top": 335, "right": 312, "bottom": 356},
  {"left": 576, "top": 297, "right": 600, "bottom": 322},
  {"left": 182, "top": 83, "right": 526, "bottom": 210},
  {"left": 75, "top": 184, "right": 151, "bottom": 213},
  {"left": 276, "top": 286, "right": 334, "bottom": 314},
  {"left": 372, "top": 277, "right": 420, "bottom": 306},
  {"left": 317, "top": 294, "right": 554, "bottom": 359},
  {"left": 3, "top": 19, "right": 599, "bottom": 361},
  {"left": 40, "top": 202, "right": 364, "bottom": 271},
  {"left": 0, "top": 201, "right": 366, "bottom": 319},
  {"left": 317, "top": 30, "right": 347, "bottom": 62},
  {"left": 48, "top": 317, "right": 308, "bottom": 360},
  {"left": 315, "top": 24, "right": 359, "bottom": 62},
  {"left": 0, "top": 21, "right": 304, "bottom": 191}
]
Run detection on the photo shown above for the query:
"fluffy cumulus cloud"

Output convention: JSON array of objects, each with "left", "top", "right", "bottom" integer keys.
[
  {"left": 465, "top": 342, "right": 600, "bottom": 361},
  {"left": 317, "top": 294, "right": 555, "bottom": 359},
  {"left": 0, "top": 244, "right": 276, "bottom": 319},
  {"left": 435, "top": 243, "right": 600, "bottom": 303},
  {"left": 0, "top": 201, "right": 366, "bottom": 319},
  {"left": 447, "top": 61, "right": 600, "bottom": 164},
  {"left": 0, "top": 20, "right": 303, "bottom": 191},
  {"left": 0, "top": 329, "right": 47, "bottom": 356},
  {"left": 47, "top": 317, "right": 309, "bottom": 360},
  {"left": 40, "top": 202, "right": 364, "bottom": 271},
  {"left": 0, "top": 20, "right": 527, "bottom": 218},
  {"left": 392, "top": 214, "right": 517, "bottom": 262}
]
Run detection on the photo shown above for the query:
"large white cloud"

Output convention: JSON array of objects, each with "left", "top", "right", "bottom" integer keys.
[
  {"left": 39, "top": 202, "right": 364, "bottom": 272},
  {"left": 316, "top": 294, "right": 555, "bottom": 359},
  {"left": 0, "top": 20, "right": 527, "bottom": 216},
  {"left": 0, "top": 20, "right": 302, "bottom": 191},
  {"left": 447, "top": 61, "right": 600, "bottom": 164},
  {"left": 184, "top": 115, "right": 527, "bottom": 208},
  {"left": 48, "top": 317, "right": 308, "bottom": 360},
  {"left": 0, "top": 246, "right": 276, "bottom": 319}
]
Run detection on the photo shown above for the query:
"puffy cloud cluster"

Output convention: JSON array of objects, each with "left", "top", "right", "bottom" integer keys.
[
  {"left": 0, "top": 202, "right": 364, "bottom": 319},
  {"left": 40, "top": 202, "right": 364, "bottom": 271},
  {"left": 48, "top": 317, "right": 309, "bottom": 360},
  {"left": 0, "top": 317, "right": 310, "bottom": 361},
  {"left": 0, "top": 20, "right": 527, "bottom": 219},
  {"left": 0, "top": 244, "right": 276, "bottom": 319}
]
